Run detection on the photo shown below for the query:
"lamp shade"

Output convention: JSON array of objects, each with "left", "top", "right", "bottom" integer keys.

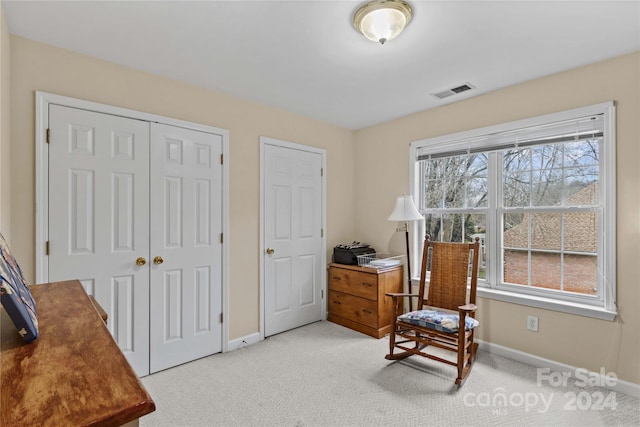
[
  {"left": 388, "top": 195, "right": 423, "bottom": 222},
  {"left": 353, "top": 0, "right": 413, "bottom": 45}
]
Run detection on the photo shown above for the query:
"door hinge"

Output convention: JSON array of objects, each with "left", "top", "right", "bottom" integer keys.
[
  {"left": 220, "top": 154, "right": 223, "bottom": 165},
  {"left": 45, "top": 241, "right": 50, "bottom": 255},
  {"left": 321, "top": 289, "right": 324, "bottom": 299},
  {"left": 220, "top": 233, "right": 223, "bottom": 244},
  {"left": 321, "top": 228, "right": 324, "bottom": 238},
  {"left": 46, "top": 129, "right": 50, "bottom": 144},
  {"left": 220, "top": 312, "right": 223, "bottom": 323},
  {"left": 320, "top": 167, "right": 323, "bottom": 177}
]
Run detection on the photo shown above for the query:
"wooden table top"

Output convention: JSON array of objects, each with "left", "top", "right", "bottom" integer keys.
[{"left": 1, "top": 280, "right": 155, "bottom": 426}]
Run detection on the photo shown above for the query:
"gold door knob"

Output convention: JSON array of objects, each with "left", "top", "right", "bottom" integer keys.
[
  {"left": 266, "top": 248, "right": 275, "bottom": 255},
  {"left": 153, "top": 256, "right": 164, "bottom": 265},
  {"left": 136, "top": 257, "right": 146, "bottom": 266}
]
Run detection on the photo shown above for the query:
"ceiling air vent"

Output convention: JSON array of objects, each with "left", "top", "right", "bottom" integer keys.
[{"left": 431, "top": 82, "right": 475, "bottom": 100}]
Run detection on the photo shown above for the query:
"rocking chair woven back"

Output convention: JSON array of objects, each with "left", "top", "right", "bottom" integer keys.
[{"left": 417, "top": 236, "right": 480, "bottom": 312}]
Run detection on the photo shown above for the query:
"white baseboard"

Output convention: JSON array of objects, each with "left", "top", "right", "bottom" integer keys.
[
  {"left": 226, "top": 332, "right": 261, "bottom": 352},
  {"left": 477, "top": 339, "right": 640, "bottom": 398}
]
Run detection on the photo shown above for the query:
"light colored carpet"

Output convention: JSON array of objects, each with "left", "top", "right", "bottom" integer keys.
[{"left": 141, "top": 321, "right": 638, "bottom": 426}]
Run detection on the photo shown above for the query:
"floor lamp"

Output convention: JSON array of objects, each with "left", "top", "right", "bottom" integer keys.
[{"left": 388, "top": 195, "right": 423, "bottom": 312}]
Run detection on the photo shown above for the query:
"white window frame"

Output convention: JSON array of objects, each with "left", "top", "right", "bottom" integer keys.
[{"left": 409, "top": 102, "right": 616, "bottom": 321}]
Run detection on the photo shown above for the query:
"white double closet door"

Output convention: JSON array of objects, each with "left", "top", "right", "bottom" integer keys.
[{"left": 48, "top": 105, "right": 223, "bottom": 376}]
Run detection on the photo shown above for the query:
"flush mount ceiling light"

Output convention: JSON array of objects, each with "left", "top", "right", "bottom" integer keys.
[{"left": 353, "top": 0, "right": 413, "bottom": 45}]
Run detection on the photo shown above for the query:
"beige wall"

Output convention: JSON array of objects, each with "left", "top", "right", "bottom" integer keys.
[
  {"left": 0, "top": 4, "right": 10, "bottom": 239},
  {"left": 354, "top": 52, "right": 640, "bottom": 384},
  {"left": 9, "top": 35, "right": 356, "bottom": 340}
]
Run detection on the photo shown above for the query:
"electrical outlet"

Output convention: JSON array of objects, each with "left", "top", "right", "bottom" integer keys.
[{"left": 527, "top": 316, "right": 539, "bottom": 332}]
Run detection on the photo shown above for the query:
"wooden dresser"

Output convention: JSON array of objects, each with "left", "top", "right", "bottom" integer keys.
[
  {"left": 1, "top": 280, "right": 155, "bottom": 427},
  {"left": 327, "top": 263, "right": 403, "bottom": 339}
]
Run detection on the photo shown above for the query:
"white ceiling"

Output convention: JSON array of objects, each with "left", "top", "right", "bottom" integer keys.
[{"left": 3, "top": 1, "right": 639, "bottom": 130}]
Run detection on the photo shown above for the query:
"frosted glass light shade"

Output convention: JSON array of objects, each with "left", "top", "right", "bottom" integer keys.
[
  {"left": 388, "top": 195, "right": 423, "bottom": 222},
  {"left": 354, "top": 0, "right": 413, "bottom": 45}
]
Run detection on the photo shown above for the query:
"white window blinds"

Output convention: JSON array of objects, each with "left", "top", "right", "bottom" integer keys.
[{"left": 416, "top": 114, "right": 604, "bottom": 161}]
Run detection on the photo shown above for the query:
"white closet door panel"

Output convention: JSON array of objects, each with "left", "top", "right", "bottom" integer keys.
[
  {"left": 149, "top": 123, "right": 223, "bottom": 374},
  {"left": 69, "top": 169, "right": 95, "bottom": 253},
  {"left": 112, "top": 172, "right": 135, "bottom": 252},
  {"left": 112, "top": 274, "right": 135, "bottom": 352},
  {"left": 48, "top": 105, "right": 150, "bottom": 376}
]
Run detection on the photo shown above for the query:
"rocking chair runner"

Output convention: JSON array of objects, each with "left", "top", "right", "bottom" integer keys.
[{"left": 385, "top": 235, "right": 481, "bottom": 386}]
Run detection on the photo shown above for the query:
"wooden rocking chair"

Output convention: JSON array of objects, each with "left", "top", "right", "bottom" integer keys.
[{"left": 385, "top": 235, "right": 481, "bottom": 386}]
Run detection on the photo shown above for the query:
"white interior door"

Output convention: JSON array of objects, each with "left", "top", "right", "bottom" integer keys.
[
  {"left": 264, "top": 142, "right": 323, "bottom": 336},
  {"left": 48, "top": 104, "right": 151, "bottom": 376},
  {"left": 149, "top": 123, "right": 223, "bottom": 373}
]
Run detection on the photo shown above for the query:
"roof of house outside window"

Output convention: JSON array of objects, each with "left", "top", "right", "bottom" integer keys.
[{"left": 503, "top": 184, "right": 598, "bottom": 253}]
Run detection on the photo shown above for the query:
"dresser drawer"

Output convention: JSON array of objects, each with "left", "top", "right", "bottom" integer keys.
[
  {"left": 328, "top": 291, "right": 378, "bottom": 327},
  {"left": 327, "top": 263, "right": 403, "bottom": 339},
  {"left": 328, "top": 268, "right": 378, "bottom": 300}
]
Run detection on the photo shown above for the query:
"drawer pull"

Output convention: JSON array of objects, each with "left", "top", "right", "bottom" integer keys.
[
  {"left": 362, "top": 309, "right": 373, "bottom": 314},
  {"left": 333, "top": 300, "right": 342, "bottom": 305},
  {"left": 332, "top": 276, "right": 342, "bottom": 281},
  {"left": 361, "top": 282, "right": 373, "bottom": 287}
]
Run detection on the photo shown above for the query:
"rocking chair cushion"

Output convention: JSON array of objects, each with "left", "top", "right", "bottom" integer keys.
[{"left": 398, "top": 309, "right": 479, "bottom": 333}]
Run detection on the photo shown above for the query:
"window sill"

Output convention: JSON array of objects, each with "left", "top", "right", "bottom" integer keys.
[
  {"left": 408, "top": 279, "right": 617, "bottom": 321},
  {"left": 477, "top": 287, "right": 617, "bottom": 321}
]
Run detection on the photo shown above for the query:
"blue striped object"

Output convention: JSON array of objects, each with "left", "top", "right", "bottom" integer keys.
[
  {"left": 398, "top": 309, "right": 479, "bottom": 333},
  {"left": 0, "top": 233, "right": 38, "bottom": 343}
]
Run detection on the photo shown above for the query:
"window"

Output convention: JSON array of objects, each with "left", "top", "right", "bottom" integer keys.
[{"left": 410, "top": 103, "right": 616, "bottom": 320}]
